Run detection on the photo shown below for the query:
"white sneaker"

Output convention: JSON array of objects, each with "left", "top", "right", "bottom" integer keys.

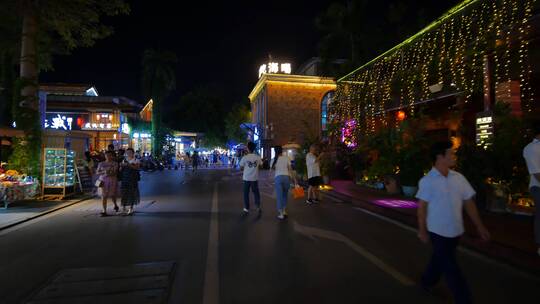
[
  {"left": 242, "top": 208, "right": 249, "bottom": 214},
  {"left": 277, "top": 214, "right": 285, "bottom": 220}
]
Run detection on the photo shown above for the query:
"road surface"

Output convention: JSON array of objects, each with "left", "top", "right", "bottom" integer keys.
[{"left": 0, "top": 169, "right": 538, "bottom": 303}]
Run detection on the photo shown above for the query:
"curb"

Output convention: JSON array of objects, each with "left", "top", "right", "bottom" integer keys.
[
  {"left": 322, "top": 188, "right": 540, "bottom": 276},
  {"left": 0, "top": 195, "right": 95, "bottom": 232}
]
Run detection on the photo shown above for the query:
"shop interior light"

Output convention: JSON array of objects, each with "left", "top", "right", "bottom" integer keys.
[{"left": 397, "top": 110, "right": 406, "bottom": 121}]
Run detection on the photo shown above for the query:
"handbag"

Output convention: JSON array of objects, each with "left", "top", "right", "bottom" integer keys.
[
  {"left": 292, "top": 185, "right": 305, "bottom": 199},
  {"left": 95, "top": 179, "right": 104, "bottom": 188}
]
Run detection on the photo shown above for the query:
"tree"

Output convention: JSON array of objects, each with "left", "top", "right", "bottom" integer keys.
[
  {"left": 141, "top": 49, "right": 178, "bottom": 157},
  {"left": 165, "top": 84, "right": 229, "bottom": 148},
  {"left": 316, "top": 0, "right": 452, "bottom": 77},
  {"left": 0, "top": 0, "right": 129, "bottom": 177},
  {"left": 224, "top": 102, "right": 251, "bottom": 145}
]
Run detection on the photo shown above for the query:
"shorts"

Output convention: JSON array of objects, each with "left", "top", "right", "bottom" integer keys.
[{"left": 308, "top": 176, "right": 322, "bottom": 187}]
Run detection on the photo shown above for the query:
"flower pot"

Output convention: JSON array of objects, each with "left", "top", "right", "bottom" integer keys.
[
  {"left": 401, "top": 186, "right": 418, "bottom": 197},
  {"left": 486, "top": 183, "right": 510, "bottom": 213}
]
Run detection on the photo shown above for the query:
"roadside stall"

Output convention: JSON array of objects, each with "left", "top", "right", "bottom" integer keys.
[{"left": 0, "top": 169, "right": 40, "bottom": 209}]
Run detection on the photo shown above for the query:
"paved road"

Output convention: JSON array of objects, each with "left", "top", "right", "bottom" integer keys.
[{"left": 0, "top": 169, "right": 538, "bottom": 303}]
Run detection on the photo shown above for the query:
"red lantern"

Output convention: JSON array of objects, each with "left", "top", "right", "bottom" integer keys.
[
  {"left": 397, "top": 110, "right": 406, "bottom": 121},
  {"left": 76, "top": 117, "right": 84, "bottom": 127}
]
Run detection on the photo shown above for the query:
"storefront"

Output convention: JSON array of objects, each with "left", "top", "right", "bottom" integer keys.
[
  {"left": 131, "top": 132, "right": 152, "bottom": 155},
  {"left": 332, "top": 0, "right": 540, "bottom": 214},
  {"left": 41, "top": 84, "right": 141, "bottom": 157}
]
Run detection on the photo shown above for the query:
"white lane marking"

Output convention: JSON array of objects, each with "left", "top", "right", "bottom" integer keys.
[
  {"left": 353, "top": 207, "right": 416, "bottom": 233},
  {"left": 202, "top": 183, "right": 220, "bottom": 304},
  {"left": 353, "top": 206, "right": 540, "bottom": 280},
  {"left": 293, "top": 221, "right": 415, "bottom": 286}
]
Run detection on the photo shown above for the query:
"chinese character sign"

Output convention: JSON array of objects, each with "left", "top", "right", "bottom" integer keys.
[
  {"left": 258, "top": 62, "right": 292, "bottom": 78},
  {"left": 475, "top": 112, "right": 494, "bottom": 149},
  {"left": 44, "top": 114, "right": 73, "bottom": 130}
]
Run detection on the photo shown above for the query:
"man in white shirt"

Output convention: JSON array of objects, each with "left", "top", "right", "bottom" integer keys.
[
  {"left": 239, "top": 142, "right": 263, "bottom": 215},
  {"left": 416, "top": 141, "right": 490, "bottom": 304},
  {"left": 522, "top": 123, "right": 540, "bottom": 257},
  {"left": 306, "top": 144, "right": 323, "bottom": 205}
]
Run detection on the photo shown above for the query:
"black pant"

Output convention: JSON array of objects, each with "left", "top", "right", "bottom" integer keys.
[
  {"left": 422, "top": 232, "right": 471, "bottom": 304},
  {"left": 243, "top": 181, "right": 260, "bottom": 210}
]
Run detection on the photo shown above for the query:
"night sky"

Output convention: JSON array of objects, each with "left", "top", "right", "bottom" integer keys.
[{"left": 40, "top": 0, "right": 459, "bottom": 106}]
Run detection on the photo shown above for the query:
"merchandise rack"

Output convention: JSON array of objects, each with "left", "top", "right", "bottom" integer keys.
[{"left": 41, "top": 148, "right": 76, "bottom": 200}]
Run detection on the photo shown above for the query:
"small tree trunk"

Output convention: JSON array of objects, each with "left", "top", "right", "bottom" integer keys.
[
  {"left": 11, "top": 2, "right": 42, "bottom": 178},
  {"left": 20, "top": 5, "right": 38, "bottom": 109}
]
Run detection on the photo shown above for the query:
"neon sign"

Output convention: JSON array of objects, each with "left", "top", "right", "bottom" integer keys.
[
  {"left": 259, "top": 62, "right": 292, "bottom": 78},
  {"left": 341, "top": 120, "right": 357, "bottom": 148},
  {"left": 476, "top": 112, "right": 494, "bottom": 149},
  {"left": 43, "top": 114, "right": 84, "bottom": 131}
]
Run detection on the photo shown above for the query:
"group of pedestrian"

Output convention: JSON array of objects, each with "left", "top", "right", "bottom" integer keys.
[
  {"left": 239, "top": 142, "right": 300, "bottom": 220},
  {"left": 94, "top": 144, "right": 141, "bottom": 217}
]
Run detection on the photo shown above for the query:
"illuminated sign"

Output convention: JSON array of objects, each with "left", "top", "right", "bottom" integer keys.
[
  {"left": 81, "top": 113, "right": 116, "bottom": 130},
  {"left": 476, "top": 111, "right": 494, "bottom": 149},
  {"left": 83, "top": 122, "right": 113, "bottom": 130},
  {"left": 253, "top": 127, "right": 259, "bottom": 142},
  {"left": 259, "top": 62, "right": 292, "bottom": 78},
  {"left": 341, "top": 120, "right": 357, "bottom": 148},
  {"left": 121, "top": 123, "right": 130, "bottom": 134},
  {"left": 43, "top": 113, "right": 86, "bottom": 131},
  {"left": 133, "top": 133, "right": 151, "bottom": 139}
]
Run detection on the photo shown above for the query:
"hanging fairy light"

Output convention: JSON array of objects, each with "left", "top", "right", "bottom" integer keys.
[{"left": 331, "top": 0, "right": 534, "bottom": 136}]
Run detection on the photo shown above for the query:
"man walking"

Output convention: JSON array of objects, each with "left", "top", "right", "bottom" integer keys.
[
  {"left": 239, "top": 142, "right": 262, "bottom": 215},
  {"left": 306, "top": 144, "right": 323, "bottom": 205},
  {"left": 416, "top": 141, "right": 490, "bottom": 304},
  {"left": 523, "top": 123, "right": 540, "bottom": 257}
]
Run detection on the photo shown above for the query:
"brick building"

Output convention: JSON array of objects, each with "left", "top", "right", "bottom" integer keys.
[{"left": 248, "top": 73, "right": 335, "bottom": 159}]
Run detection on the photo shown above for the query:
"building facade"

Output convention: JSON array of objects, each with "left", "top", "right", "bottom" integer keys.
[
  {"left": 40, "top": 83, "right": 141, "bottom": 158},
  {"left": 248, "top": 74, "right": 336, "bottom": 159}
]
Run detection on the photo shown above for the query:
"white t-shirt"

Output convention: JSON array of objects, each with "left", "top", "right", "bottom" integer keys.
[
  {"left": 273, "top": 155, "right": 291, "bottom": 177},
  {"left": 523, "top": 139, "right": 540, "bottom": 189},
  {"left": 239, "top": 153, "right": 262, "bottom": 181},
  {"left": 415, "top": 168, "right": 476, "bottom": 238},
  {"left": 306, "top": 153, "right": 321, "bottom": 178}
]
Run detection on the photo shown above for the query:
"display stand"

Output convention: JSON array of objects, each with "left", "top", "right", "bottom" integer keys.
[{"left": 41, "top": 148, "right": 76, "bottom": 200}]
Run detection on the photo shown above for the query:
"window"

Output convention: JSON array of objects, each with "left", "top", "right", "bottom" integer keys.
[{"left": 321, "top": 91, "right": 335, "bottom": 135}]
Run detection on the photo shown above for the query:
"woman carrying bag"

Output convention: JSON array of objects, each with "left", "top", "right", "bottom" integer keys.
[
  {"left": 271, "top": 146, "right": 296, "bottom": 220},
  {"left": 120, "top": 148, "right": 141, "bottom": 216}
]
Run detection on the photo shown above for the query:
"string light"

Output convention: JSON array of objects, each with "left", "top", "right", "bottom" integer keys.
[{"left": 332, "top": 0, "right": 535, "bottom": 135}]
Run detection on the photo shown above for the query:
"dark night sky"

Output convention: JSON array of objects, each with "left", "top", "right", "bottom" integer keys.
[{"left": 40, "top": 0, "right": 459, "bottom": 106}]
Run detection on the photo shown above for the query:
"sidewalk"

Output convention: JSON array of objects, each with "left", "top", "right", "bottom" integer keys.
[
  {"left": 0, "top": 195, "right": 93, "bottom": 230},
  {"left": 326, "top": 180, "right": 540, "bottom": 274}
]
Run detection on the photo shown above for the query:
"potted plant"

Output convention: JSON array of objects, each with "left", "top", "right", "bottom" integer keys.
[
  {"left": 398, "top": 148, "right": 426, "bottom": 197},
  {"left": 397, "top": 119, "right": 430, "bottom": 197},
  {"left": 482, "top": 102, "right": 530, "bottom": 213}
]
